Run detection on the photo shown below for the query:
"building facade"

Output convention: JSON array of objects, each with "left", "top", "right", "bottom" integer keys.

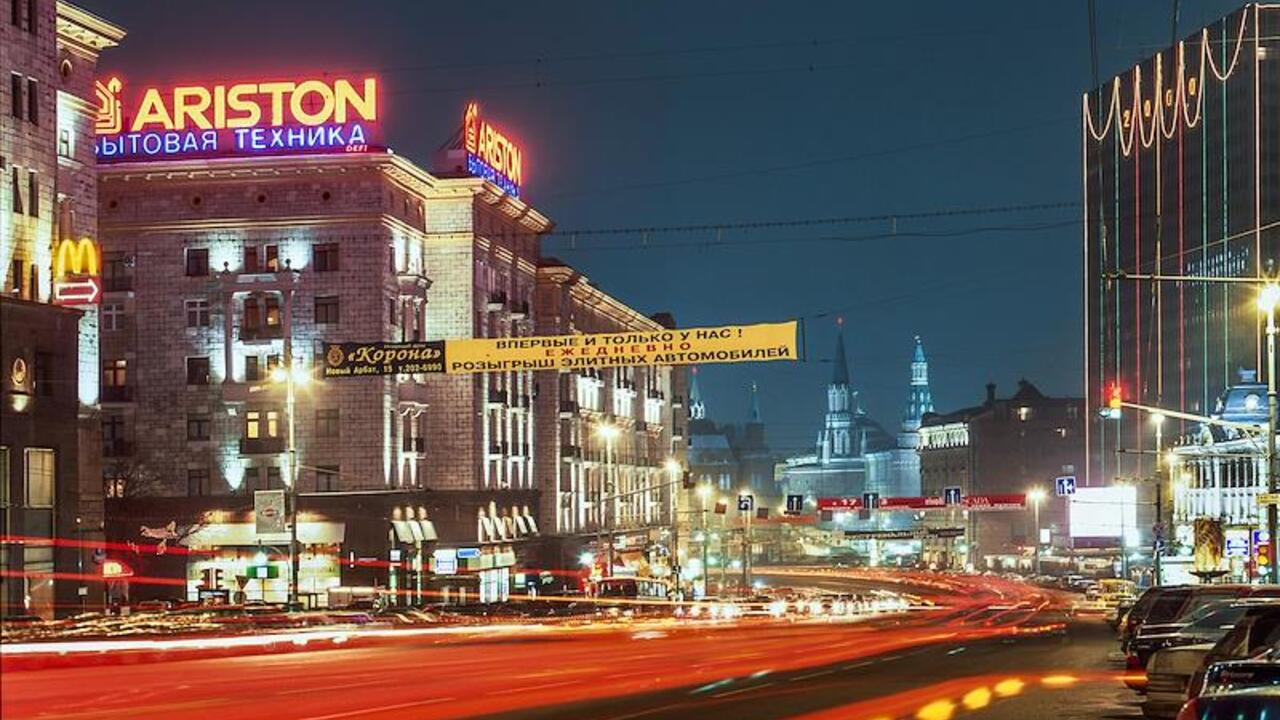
[
  {"left": 1084, "top": 4, "right": 1280, "bottom": 485},
  {"left": 533, "top": 259, "right": 684, "bottom": 581},
  {"left": 1, "top": 0, "right": 123, "bottom": 618},
  {"left": 919, "top": 381, "right": 1083, "bottom": 570}
]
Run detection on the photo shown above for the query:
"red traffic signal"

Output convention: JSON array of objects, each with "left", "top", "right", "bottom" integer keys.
[{"left": 1107, "top": 384, "right": 1124, "bottom": 411}]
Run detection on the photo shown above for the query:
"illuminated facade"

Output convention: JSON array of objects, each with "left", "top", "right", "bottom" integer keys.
[
  {"left": 1084, "top": 4, "right": 1280, "bottom": 484},
  {"left": 0, "top": 0, "right": 123, "bottom": 619},
  {"left": 533, "top": 261, "right": 684, "bottom": 577}
]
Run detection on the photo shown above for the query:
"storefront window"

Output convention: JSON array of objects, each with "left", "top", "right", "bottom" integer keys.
[{"left": 24, "top": 448, "right": 53, "bottom": 507}]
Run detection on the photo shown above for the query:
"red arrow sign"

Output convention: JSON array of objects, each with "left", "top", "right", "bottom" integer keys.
[{"left": 53, "top": 276, "right": 102, "bottom": 306}]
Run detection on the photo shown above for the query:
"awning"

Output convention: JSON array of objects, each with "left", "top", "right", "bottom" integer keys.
[{"left": 182, "top": 521, "right": 345, "bottom": 547}]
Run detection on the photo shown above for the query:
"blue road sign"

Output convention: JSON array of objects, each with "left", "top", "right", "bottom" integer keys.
[
  {"left": 943, "top": 487, "right": 963, "bottom": 506},
  {"left": 1055, "top": 476, "right": 1077, "bottom": 497},
  {"left": 863, "top": 492, "right": 880, "bottom": 510},
  {"left": 738, "top": 494, "right": 755, "bottom": 512},
  {"left": 785, "top": 494, "right": 804, "bottom": 515}
]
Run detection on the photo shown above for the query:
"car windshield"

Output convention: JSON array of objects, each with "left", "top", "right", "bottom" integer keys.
[{"left": 1180, "top": 604, "right": 1254, "bottom": 637}]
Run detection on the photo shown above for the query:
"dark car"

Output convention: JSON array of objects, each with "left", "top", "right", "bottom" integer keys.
[
  {"left": 1175, "top": 687, "right": 1280, "bottom": 720},
  {"left": 1123, "top": 586, "right": 1280, "bottom": 679},
  {"left": 1186, "top": 605, "right": 1280, "bottom": 701},
  {"left": 1199, "top": 649, "right": 1280, "bottom": 697},
  {"left": 1129, "top": 598, "right": 1280, "bottom": 670}
]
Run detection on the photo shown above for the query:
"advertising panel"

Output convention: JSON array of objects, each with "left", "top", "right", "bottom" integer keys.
[
  {"left": 1068, "top": 485, "right": 1138, "bottom": 544},
  {"left": 323, "top": 341, "right": 446, "bottom": 377}
]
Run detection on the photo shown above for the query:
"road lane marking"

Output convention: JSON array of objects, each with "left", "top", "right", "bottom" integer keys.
[
  {"left": 691, "top": 679, "right": 734, "bottom": 694},
  {"left": 302, "top": 697, "right": 454, "bottom": 719},
  {"left": 712, "top": 682, "right": 776, "bottom": 698},
  {"left": 842, "top": 660, "right": 874, "bottom": 670},
  {"left": 790, "top": 669, "right": 835, "bottom": 681},
  {"left": 276, "top": 680, "right": 386, "bottom": 696}
]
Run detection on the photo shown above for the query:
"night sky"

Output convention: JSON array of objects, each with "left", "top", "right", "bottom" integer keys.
[{"left": 78, "top": 0, "right": 1245, "bottom": 456}]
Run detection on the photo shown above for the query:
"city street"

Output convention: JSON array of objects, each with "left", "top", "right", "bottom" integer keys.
[{"left": 2, "top": 571, "right": 1140, "bottom": 720}]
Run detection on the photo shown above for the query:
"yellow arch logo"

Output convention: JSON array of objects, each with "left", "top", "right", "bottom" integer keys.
[{"left": 54, "top": 238, "right": 100, "bottom": 279}]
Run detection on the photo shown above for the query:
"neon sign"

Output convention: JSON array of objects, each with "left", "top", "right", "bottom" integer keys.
[
  {"left": 94, "top": 76, "right": 380, "bottom": 162},
  {"left": 52, "top": 237, "right": 102, "bottom": 306},
  {"left": 463, "top": 102, "right": 522, "bottom": 197}
]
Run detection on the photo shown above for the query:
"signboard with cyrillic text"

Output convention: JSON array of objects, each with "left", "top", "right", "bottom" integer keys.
[
  {"left": 323, "top": 341, "right": 446, "bottom": 377},
  {"left": 445, "top": 321, "right": 798, "bottom": 374}
]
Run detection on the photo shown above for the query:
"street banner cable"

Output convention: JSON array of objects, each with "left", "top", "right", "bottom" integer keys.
[{"left": 442, "top": 320, "right": 798, "bottom": 374}]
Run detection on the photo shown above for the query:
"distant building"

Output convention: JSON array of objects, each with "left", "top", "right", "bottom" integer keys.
[
  {"left": 1, "top": 0, "right": 124, "bottom": 619},
  {"left": 865, "top": 336, "right": 933, "bottom": 506},
  {"left": 919, "top": 381, "right": 1083, "bottom": 571}
]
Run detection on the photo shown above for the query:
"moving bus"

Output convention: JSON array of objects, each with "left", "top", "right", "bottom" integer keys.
[{"left": 589, "top": 577, "right": 674, "bottom": 612}]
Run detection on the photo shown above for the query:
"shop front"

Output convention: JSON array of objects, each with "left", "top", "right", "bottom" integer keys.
[
  {"left": 182, "top": 518, "right": 345, "bottom": 605},
  {"left": 425, "top": 545, "right": 517, "bottom": 604}
]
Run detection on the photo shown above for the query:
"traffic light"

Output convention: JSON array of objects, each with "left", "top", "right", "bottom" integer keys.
[
  {"left": 681, "top": 471, "right": 694, "bottom": 490},
  {"left": 1104, "top": 383, "right": 1124, "bottom": 419},
  {"left": 1257, "top": 542, "right": 1271, "bottom": 572}
]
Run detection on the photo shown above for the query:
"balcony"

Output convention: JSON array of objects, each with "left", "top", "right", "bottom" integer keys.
[
  {"left": 559, "top": 399, "right": 579, "bottom": 416},
  {"left": 101, "top": 385, "right": 134, "bottom": 403},
  {"left": 403, "top": 437, "right": 426, "bottom": 454},
  {"left": 511, "top": 442, "right": 530, "bottom": 458},
  {"left": 515, "top": 393, "right": 532, "bottom": 409},
  {"left": 488, "top": 441, "right": 508, "bottom": 456},
  {"left": 102, "top": 439, "right": 134, "bottom": 457},
  {"left": 487, "top": 389, "right": 508, "bottom": 406},
  {"left": 646, "top": 389, "right": 665, "bottom": 401},
  {"left": 560, "top": 444, "right": 582, "bottom": 460},
  {"left": 510, "top": 300, "right": 530, "bottom": 319},
  {"left": 239, "top": 437, "right": 285, "bottom": 455},
  {"left": 672, "top": 395, "right": 685, "bottom": 408},
  {"left": 239, "top": 324, "right": 284, "bottom": 342},
  {"left": 485, "top": 292, "right": 508, "bottom": 312},
  {"left": 635, "top": 420, "right": 648, "bottom": 432}
]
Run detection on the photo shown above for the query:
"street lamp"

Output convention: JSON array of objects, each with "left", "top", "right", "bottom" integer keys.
[
  {"left": 270, "top": 359, "right": 310, "bottom": 609},
  {"left": 1259, "top": 282, "right": 1280, "bottom": 584},
  {"left": 663, "top": 459, "right": 682, "bottom": 592},
  {"left": 696, "top": 483, "right": 713, "bottom": 597},
  {"left": 1151, "top": 411, "right": 1167, "bottom": 586},
  {"left": 595, "top": 423, "right": 620, "bottom": 577},
  {"left": 1027, "top": 487, "right": 1046, "bottom": 574}
]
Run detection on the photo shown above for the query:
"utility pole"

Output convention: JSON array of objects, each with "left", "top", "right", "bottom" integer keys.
[
  {"left": 1153, "top": 413, "right": 1165, "bottom": 587},
  {"left": 1264, "top": 284, "right": 1280, "bottom": 584}
]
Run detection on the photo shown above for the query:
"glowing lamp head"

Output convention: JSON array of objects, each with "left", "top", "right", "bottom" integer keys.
[
  {"left": 1150, "top": 412, "right": 1166, "bottom": 427},
  {"left": 578, "top": 551, "right": 595, "bottom": 567},
  {"left": 596, "top": 423, "right": 620, "bottom": 441},
  {"left": 1258, "top": 283, "right": 1280, "bottom": 313},
  {"left": 270, "top": 366, "right": 289, "bottom": 384},
  {"left": 664, "top": 459, "right": 681, "bottom": 475},
  {"left": 1027, "top": 488, "right": 1047, "bottom": 503}
]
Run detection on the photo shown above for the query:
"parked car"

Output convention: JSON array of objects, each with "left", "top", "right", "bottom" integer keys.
[
  {"left": 1175, "top": 687, "right": 1280, "bottom": 720},
  {"left": 1143, "top": 605, "right": 1280, "bottom": 719},
  {"left": 1129, "top": 598, "right": 1280, "bottom": 670},
  {"left": 1198, "top": 647, "right": 1280, "bottom": 697}
]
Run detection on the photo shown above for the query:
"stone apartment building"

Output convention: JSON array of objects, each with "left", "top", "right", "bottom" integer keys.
[
  {"left": 1, "top": 0, "right": 123, "bottom": 619},
  {"left": 918, "top": 380, "right": 1083, "bottom": 570},
  {"left": 533, "top": 259, "right": 685, "bottom": 578}
]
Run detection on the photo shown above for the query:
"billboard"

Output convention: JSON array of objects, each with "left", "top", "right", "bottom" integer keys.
[{"left": 1068, "top": 485, "right": 1138, "bottom": 544}]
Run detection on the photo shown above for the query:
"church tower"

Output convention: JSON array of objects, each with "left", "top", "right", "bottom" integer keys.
[
  {"left": 898, "top": 335, "right": 934, "bottom": 449},
  {"left": 817, "top": 321, "right": 855, "bottom": 462}
]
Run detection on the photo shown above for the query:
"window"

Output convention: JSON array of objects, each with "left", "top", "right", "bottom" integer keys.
[
  {"left": 187, "top": 468, "right": 210, "bottom": 496},
  {"left": 1066, "top": 405, "right": 1080, "bottom": 420},
  {"left": 315, "top": 408, "right": 340, "bottom": 438},
  {"left": 102, "top": 255, "right": 129, "bottom": 291},
  {"left": 8, "top": 258, "right": 21, "bottom": 293},
  {"left": 246, "top": 409, "right": 281, "bottom": 439},
  {"left": 24, "top": 448, "right": 54, "bottom": 507},
  {"left": 10, "top": 73, "right": 21, "bottom": 119},
  {"left": 25, "top": 0, "right": 34, "bottom": 32},
  {"left": 388, "top": 298, "right": 397, "bottom": 325},
  {"left": 314, "top": 242, "right": 339, "bottom": 271},
  {"left": 243, "top": 245, "right": 260, "bottom": 273},
  {"left": 264, "top": 244, "right": 279, "bottom": 272},
  {"left": 186, "top": 357, "right": 210, "bottom": 385},
  {"left": 26, "top": 169, "right": 37, "bottom": 216},
  {"left": 185, "top": 298, "right": 210, "bottom": 327},
  {"left": 26, "top": 77, "right": 37, "bottom": 125},
  {"left": 185, "top": 248, "right": 209, "bottom": 276},
  {"left": 243, "top": 297, "right": 261, "bottom": 328},
  {"left": 104, "top": 476, "right": 125, "bottom": 499},
  {"left": 102, "top": 359, "right": 127, "bottom": 387},
  {"left": 101, "top": 414, "right": 124, "bottom": 442},
  {"left": 1016, "top": 406, "right": 1032, "bottom": 422},
  {"left": 245, "top": 356, "right": 261, "bottom": 383},
  {"left": 10, "top": 165, "right": 21, "bottom": 214},
  {"left": 246, "top": 410, "right": 262, "bottom": 439},
  {"left": 266, "top": 466, "right": 282, "bottom": 489},
  {"left": 315, "top": 295, "right": 339, "bottom": 325},
  {"left": 316, "top": 465, "right": 339, "bottom": 492},
  {"left": 267, "top": 410, "right": 280, "bottom": 437},
  {"left": 264, "top": 296, "right": 281, "bottom": 327},
  {"left": 33, "top": 352, "right": 53, "bottom": 397},
  {"left": 58, "top": 128, "right": 70, "bottom": 157},
  {"left": 102, "top": 303, "right": 124, "bottom": 331},
  {"left": 10, "top": 0, "right": 18, "bottom": 26},
  {"left": 187, "top": 413, "right": 210, "bottom": 441}
]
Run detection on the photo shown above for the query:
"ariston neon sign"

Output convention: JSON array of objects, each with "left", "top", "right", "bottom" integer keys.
[
  {"left": 94, "top": 76, "right": 379, "bottom": 162},
  {"left": 464, "top": 102, "right": 522, "bottom": 197}
]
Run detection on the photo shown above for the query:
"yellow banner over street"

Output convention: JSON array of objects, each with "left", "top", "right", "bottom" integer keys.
[{"left": 445, "top": 320, "right": 798, "bottom": 374}]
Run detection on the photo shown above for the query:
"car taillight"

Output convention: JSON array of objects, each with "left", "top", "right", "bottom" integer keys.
[
  {"left": 1174, "top": 698, "right": 1198, "bottom": 720},
  {"left": 1126, "top": 654, "right": 1145, "bottom": 671}
]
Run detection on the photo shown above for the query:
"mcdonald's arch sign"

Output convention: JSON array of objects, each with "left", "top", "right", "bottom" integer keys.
[{"left": 52, "top": 237, "right": 103, "bottom": 306}]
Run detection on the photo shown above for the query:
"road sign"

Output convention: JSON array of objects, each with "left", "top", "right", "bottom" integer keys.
[
  {"left": 738, "top": 494, "right": 755, "bottom": 512},
  {"left": 784, "top": 494, "right": 804, "bottom": 516},
  {"left": 255, "top": 489, "right": 287, "bottom": 535},
  {"left": 1055, "top": 475, "right": 1078, "bottom": 497},
  {"left": 457, "top": 547, "right": 481, "bottom": 559},
  {"left": 817, "top": 497, "right": 863, "bottom": 510},
  {"left": 943, "top": 487, "right": 963, "bottom": 506},
  {"left": 1227, "top": 535, "right": 1250, "bottom": 558},
  {"left": 1259, "top": 493, "right": 1280, "bottom": 506},
  {"left": 863, "top": 492, "right": 880, "bottom": 510}
]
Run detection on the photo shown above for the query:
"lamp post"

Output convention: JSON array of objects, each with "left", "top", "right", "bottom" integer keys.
[
  {"left": 1151, "top": 412, "right": 1167, "bottom": 586},
  {"left": 697, "top": 483, "right": 712, "bottom": 597},
  {"left": 664, "top": 459, "right": 682, "bottom": 593},
  {"left": 271, "top": 360, "right": 309, "bottom": 610},
  {"left": 596, "top": 423, "right": 620, "bottom": 578},
  {"left": 1027, "top": 488, "right": 1046, "bottom": 575},
  {"left": 1259, "top": 283, "right": 1280, "bottom": 584}
]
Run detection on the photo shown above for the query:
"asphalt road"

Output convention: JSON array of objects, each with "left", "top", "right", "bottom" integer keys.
[{"left": 1, "top": 569, "right": 1142, "bottom": 720}]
